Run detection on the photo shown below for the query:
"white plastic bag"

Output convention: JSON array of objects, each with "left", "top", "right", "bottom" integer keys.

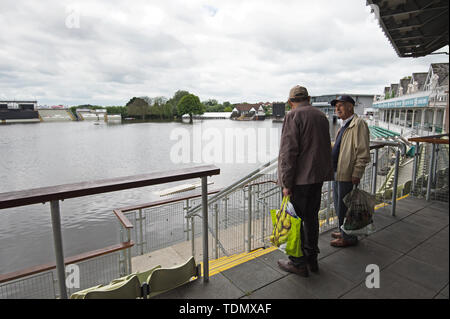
[{"left": 341, "top": 222, "right": 376, "bottom": 236}]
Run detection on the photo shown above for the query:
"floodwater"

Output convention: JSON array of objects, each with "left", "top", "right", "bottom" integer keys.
[{"left": 0, "top": 118, "right": 338, "bottom": 273}]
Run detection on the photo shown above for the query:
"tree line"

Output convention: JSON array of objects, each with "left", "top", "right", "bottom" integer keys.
[{"left": 69, "top": 90, "right": 235, "bottom": 123}]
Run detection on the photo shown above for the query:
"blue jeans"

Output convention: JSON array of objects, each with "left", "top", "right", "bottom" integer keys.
[{"left": 332, "top": 180, "right": 358, "bottom": 241}]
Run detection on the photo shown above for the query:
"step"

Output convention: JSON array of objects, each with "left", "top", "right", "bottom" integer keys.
[{"left": 198, "top": 246, "right": 277, "bottom": 277}]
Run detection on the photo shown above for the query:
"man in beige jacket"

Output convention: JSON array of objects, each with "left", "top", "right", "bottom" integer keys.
[{"left": 330, "top": 95, "right": 370, "bottom": 247}]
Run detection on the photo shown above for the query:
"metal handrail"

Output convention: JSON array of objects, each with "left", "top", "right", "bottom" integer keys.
[
  {"left": 185, "top": 158, "right": 279, "bottom": 218},
  {"left": 0, "top": 165, "right": 220, "bottom": 298}
]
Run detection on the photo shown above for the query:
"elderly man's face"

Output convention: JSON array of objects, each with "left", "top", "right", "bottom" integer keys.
[{"left": 335, "top": 101, "right": 354, "bottom": 120}]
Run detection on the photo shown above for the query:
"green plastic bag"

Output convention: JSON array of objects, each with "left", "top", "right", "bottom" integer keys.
[{"left": 270, "top": 196, "right": 303, "bottom": 257}]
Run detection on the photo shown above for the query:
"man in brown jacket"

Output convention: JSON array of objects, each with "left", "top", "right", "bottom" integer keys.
[{"left": 277, "top": 85, "right": 334, "bottom": 277}]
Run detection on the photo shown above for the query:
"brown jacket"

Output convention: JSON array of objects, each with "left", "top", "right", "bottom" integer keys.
[{"left": 278, "top": 104, "right": 334, "bottom": 189}]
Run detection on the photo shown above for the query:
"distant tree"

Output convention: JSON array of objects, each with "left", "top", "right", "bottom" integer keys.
[
  {"left": 149, "top": 96, "right": 169, "bottom": 119},
  {"left": 203, "top": 99, "right": 218, "bottom": 106},
  {"left": 224, "top": 106, "right": 233, "bottom": 112},
  {"left": 126, "top": 97, "right": 150, "bottom": 119},
  {"left": 105, "top": 106, "right": 128, "bottom": 117},
  {"left": 167, "top": 90, "right": 190, "bottom": 118},
  {"left": 223, "top": 101, "right": 231, "bottom": 108},
  {"left": 177, "top": 94, "right": 205, "bottom": 123}
]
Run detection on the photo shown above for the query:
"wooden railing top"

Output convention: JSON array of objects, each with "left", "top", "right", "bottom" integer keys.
[
  {"left": 0, "top": 241, "right": 134, "bottom": 284},
  {"left": 0, "top": 165, "right": 220, "bottom": 210},
  {"left": 408, "top": 133, "right": 449, "bottom": 144}
]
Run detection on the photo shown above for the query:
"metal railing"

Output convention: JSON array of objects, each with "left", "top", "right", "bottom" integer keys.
[
  {"left": 3, "top": 135, "right": 448, "bottom": 299},
  {"left": 409, "top": 134, "right": 449, "bottom": 202},
  {"left": 0, "top": 165, "right": 220, "bottom": 299},
  {"left": 113, "top": 142, "right": 410, "bottom": 267}
]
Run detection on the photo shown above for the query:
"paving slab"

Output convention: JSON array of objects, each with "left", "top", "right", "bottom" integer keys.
[
  {"left": 153, "top": 272, "right": 245, "bottom": 299},
  {"left": 340, "top": 284, "right": 381, "bottom": 299},
  {"left": 257, "top": 249, "right": 291, "bottom": 275},
  {"left": 319, "top": 239, "right": 402, "bottom": 284},
  {"left": 422, "top": 227, "right": 449, "bottom": 250},
  {"left": 220, "top": 258, "right": 285, "bottom": 294},
  {"left": 401, "top": 212, "right": 448, "bottom": 232},
  {"left": 439, "top": 284, "right": 449, "bottom": 297},
  {"left": 407, "top": 241, "right": 449, "bottom": 270},
  {"left": 371, "top": 210, "right": 402, "bottom": 231},
  {"left": 414, "top": 206, "right": 449, "bottom": 225},
  {"left": 428, "top": 201, "right": 450, "bottom": 212},
  {"left": 434, "top": 293, "right": 449, "bottom": 299},
  {"left": 393, "top": 197, "right": 431, "bottom": 213},
  {"left": 384, "top": 255, "right": 449, "bottom": 293},
  {"left": 366, "top": 220, "right": 436, "bottom": 253},
  {"left": 286, "top": 263, "right": 357, "bottom": 299},
  {"left": 353, "top": 270, "right": 436, "bottom": 299},
  {"left": 247, "top": 275, "right": 317, "bottom": 299}
]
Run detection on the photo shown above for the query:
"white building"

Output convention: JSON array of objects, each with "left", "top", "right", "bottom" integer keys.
[{"left": 372, "top": 63, "right": 448, "bottom": 135}]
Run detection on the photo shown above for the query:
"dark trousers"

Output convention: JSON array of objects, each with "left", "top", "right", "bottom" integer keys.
[
  {"left": 332, "top": 180, "right": 358, "bottom": 241},
  {"left": 287, "top": 183, "right": 323, "bottom": 267}
]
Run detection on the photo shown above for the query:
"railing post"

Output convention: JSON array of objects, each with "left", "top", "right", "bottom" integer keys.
[
  {"left": 125, "top": 228, "right": 132, "bottom": 274},
  {"left": 223, "top": 196, "right": 228, "bottom": 229},
  {"left": 201, "top": 176, "right": 209, "bottom": 282},
  {"left": 185, "top": 199, "right": 190, "bottom": 241},
  {"left": 247, "top": 185, "right": 252, "bottom": 252},
  {"left": 326, "top": 181, "right": 332, "bottom": 225},
  {"left": 138, "top": 209, "right": 144, "bottom": 255},
  {"left": 371, "top": 148, "right": 379, "bottom": 195},
  {"left": 50, "top": 200, "right": 68, "bottom": 299},
  {"left": 214, "top": 203, "right": 219, "bottom": 259},
  {"left": 391, "top": 148, "right": 400, "bottom": 216},
  {"left": 411, "top": 142, "right": 420, "bottom": 193},
  {"left": 426, "top": 143, "right": 437, "bottom": 201},
  {"left": 191, "top": 217, "right": 195, "bottom": 259}
]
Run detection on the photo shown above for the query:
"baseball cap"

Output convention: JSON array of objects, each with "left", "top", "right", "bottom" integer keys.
[
  {"left": 288, "top": 85, "right": 309, "bottom": 100},
  {"left": 330, "top": 95, "right": 355, "bottom": 106}
]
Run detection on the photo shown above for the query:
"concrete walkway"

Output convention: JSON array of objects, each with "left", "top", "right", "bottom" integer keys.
[{"left": 154, "top": 197, "right": 449, "bottom": 299}]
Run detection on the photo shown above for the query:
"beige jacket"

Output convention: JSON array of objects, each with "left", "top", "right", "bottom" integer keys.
[{"left": 334, "top": 114, "right": 370, "bottom": 181}]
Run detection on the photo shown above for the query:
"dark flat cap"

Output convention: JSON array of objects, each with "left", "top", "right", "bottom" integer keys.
[{"left": 330, "top": 95, "right": 355, "bottom": 106}]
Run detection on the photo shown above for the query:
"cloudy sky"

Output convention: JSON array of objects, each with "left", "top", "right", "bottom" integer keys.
[{"left": 0, "top": 0, "right": 448, "bottom": 106}]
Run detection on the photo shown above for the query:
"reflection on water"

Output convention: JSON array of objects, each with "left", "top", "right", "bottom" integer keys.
[{"left": 0, "top": 118, "right": 338, "bottom": 273}]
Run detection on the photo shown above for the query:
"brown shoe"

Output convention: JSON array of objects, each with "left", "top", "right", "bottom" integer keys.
[
  {"left": 277, "top": 259, "right": 309, "bottom": 277},
  {"left": 331, "top": 232, "right": 342, "bottom": 239},
  {"left": 330, "top": 237, "right": 358, "bottom": 247}
]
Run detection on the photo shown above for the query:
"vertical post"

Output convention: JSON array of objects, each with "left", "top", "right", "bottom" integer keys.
[
  {"left": 201, "top": 176, "right": 209, "bottom": 282},
  {"left": 371, "top": 148, "right": 379, "bottom": 195},
  {"left": 127, "top": 228, "right": 132, "bottom": 274},
  {"left": 224, "top": 196, "right": 228, "bottom": 229},
  {"left": 412, "top": 142, "right": 419, "bottom": 193},
  {"left": 214, "top": 203, "right": 219, "bottom": 259},
  {"left": 191, "top": 217, "right": 195, "bottom": 259},
  {"left": 185, "top": 199, "right": 190, "bottom": 241},
  {"left": 326, "top": 181, "right": 331, "bottom": 225},
  {"left": 426, "top": 143, "right": 437, "bottom": 201},
  {"left": 247, "top": 185, "right": 252, "bottom": 252},
  {"left": 50, "top": 200, "right": 68, "bottom": 299},
  {"left": 138, "top": 209, "right": 144, "bottom": 255},
  {"left": 391, "top": 148, "right": 401, "bottom": 216}
]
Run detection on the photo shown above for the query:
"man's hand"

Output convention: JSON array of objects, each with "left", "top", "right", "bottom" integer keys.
[
  {"left": 351, "top": 176, "right": 360, "bottom": 185},
  {"left": 283, "top": 188, "right": 291, "bottom": 197}
]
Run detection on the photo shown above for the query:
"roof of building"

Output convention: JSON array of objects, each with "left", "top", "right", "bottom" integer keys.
[
  {"left": 367, "top": 0, "right": 449, "bottom": 58},
  {"left": 430, "top": 63, "right": 449, "bottom": 86},
  {"left": 411, "top": 72, "right": 428, "bottom": 90},
  {"left": 234, "top": 104, "right": 260, "bottom": 112},
  {"left": 390, "top": 83, "right": 399, "bottom": 92},
  {"left": 399, "top": 78, "right": 410, "bottom": 94}
]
